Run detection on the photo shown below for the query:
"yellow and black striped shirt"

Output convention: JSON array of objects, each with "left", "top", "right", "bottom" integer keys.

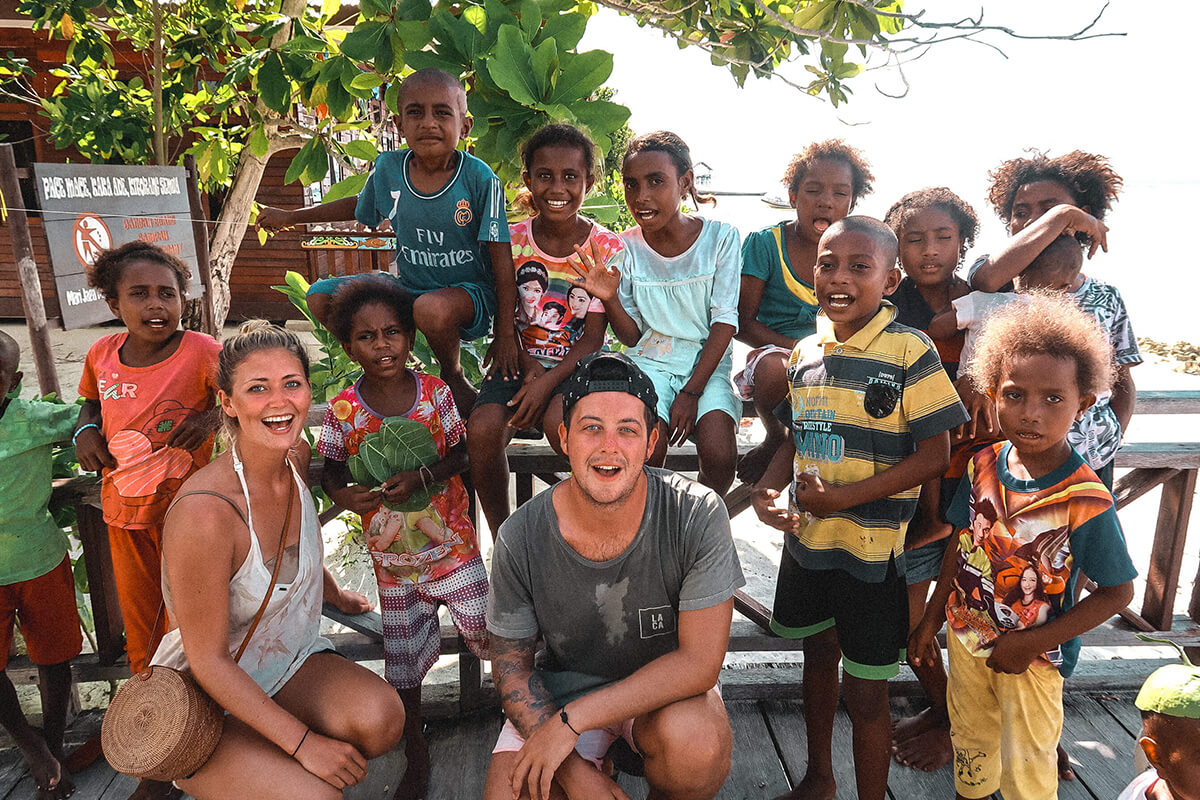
[{"left": 786, "top": 302, "right": 968, "bottom": 582}]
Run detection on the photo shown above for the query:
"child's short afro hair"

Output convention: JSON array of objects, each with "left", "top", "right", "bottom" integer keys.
[
  {"left": 967, "top": 291, "right": 1114, "bottom": 399},
  {"left": 781, "top": 139, "right": 874, "bottom": 202},
  {"left": 326, "top": 274, "right": 416, "bottom": 344},
  {"left": 86, "top": 241, "right": 191, "bottom": 302},
  {"left": 883, "top": 187, "right": 980, "bottom": 261},
  {"left": 987, "top": 150, "right": 1123, "bottom": 223}
]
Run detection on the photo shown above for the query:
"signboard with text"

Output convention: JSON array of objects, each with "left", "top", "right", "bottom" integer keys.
[{"left": 33, "top": 164, "right": 204, "bottom": 329}]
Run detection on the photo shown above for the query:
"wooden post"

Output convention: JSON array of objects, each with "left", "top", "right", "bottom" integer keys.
[
  {"left": 75, "top": 500, "right": 127, "bottom": 664},
  {"left": 0, "top": 144, "right": 62, "bottom": 397},
  {"left": 1141, "top": 468, "right": 1198, "bottom": 630},
  {"left": 184, "top": 154, "right": 218, "bottom": 337}
]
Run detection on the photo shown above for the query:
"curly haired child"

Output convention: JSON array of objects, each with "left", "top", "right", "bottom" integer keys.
[
  {"left": 735, "top": 140, "right": 874, "bottom": 484},
  {"left": 968, "top": 150, "right": 1140, "bottom": 489},
  {"left": 911, "top": 292, "right": 1136, "bottom": 800},
  {"left": 317, "top": 275, "right": 488, "bottom": 800}
]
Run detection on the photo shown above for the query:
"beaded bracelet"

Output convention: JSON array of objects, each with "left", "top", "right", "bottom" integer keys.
[
  {"left": 72, "top": 423, "right": 99, "bottom": 446},
  {"left": 679, "top": 388, "right": 702, "bottom": 398}
]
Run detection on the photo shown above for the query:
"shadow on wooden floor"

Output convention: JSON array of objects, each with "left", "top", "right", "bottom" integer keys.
[{"left": 0, "top": 693, "right": 1143, "bottom": 800}]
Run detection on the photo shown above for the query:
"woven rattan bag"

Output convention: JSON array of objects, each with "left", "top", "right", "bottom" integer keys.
[{"left": 101, "top": 472, "right": 295, "bottom": 782}]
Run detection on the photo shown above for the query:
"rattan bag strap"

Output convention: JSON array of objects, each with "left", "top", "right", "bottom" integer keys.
[{"left": 145, "top": 462, "right": 296, "bottom": 665}]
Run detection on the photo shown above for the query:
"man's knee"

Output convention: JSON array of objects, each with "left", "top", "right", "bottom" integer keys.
[
  {"left": 636, "top": 694, "right": 731, "bottom": 797},
  {"left": 468, "top": 405, "right": 508, "bottom": 455}
]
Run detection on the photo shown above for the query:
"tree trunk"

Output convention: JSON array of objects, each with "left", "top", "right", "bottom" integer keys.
[{"left": 207, "top": 0, "right": 307, "bottom": 330}]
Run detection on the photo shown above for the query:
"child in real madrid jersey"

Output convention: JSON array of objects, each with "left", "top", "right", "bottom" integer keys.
[
  {"left": 752, "top": 216, "right": 967, "bottom": 800},
  {"left": 257, "top": 68, "right": 517, "bottom": 414}
]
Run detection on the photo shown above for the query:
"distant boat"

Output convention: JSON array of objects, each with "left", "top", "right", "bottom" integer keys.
[{"left": 761, "top": 190, "right": 791, "bottom": 209}]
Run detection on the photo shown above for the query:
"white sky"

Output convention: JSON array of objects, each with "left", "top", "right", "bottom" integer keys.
[{"left": 581, "top": 1, "right": 1199, "bottom": 341}]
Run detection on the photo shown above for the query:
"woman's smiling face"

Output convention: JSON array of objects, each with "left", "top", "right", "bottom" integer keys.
[{"left": 219, "top": 348, "right": 311, "bottom": 451}]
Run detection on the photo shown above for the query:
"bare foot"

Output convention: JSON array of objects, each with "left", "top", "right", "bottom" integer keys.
[
  {"left": 126, "top": 779, "right": 183, "bottom": 800},
  {"left": 893, "top": 708, "right": 937, "bottom": 744},
  {"left": 443, "top": 372, "right": 479, "bottom": 418},
  {"left": 892, "top": 726, "right": 952, "bottom": 772},
  {"left": 1057, "top": 743, "right": 1076, "bottom": 781},
  {"left": 394, "top": 733, "right": 430, "bottom": 800},
  {"left": 772, "top": 771, "right": 836, "bottom": 800},
  {"left": 17, "top": 732, "right": 72, "bottom": 800},
  {"left": 737, "top": 439, "right": 781, "bottom": 485}
]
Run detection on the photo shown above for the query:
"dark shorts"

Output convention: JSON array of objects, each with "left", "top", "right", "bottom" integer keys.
[
  {"left": 770, "top": 547, "right": 909, "bottom": 680},
  {"left": 473, "top": 368, "right": 565, "bottom": 411},
  {"left": 905, "top": 536, "right": 950, "bottom": 585}
]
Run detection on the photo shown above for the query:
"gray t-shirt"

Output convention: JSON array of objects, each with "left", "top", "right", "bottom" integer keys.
[{"left": 487, "top": 468, "right": 745, "bottom": 706}]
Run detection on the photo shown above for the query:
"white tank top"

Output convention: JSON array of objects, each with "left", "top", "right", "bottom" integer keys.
[{"left": 151, "top": 449, "right": 331, "bottom": 697}]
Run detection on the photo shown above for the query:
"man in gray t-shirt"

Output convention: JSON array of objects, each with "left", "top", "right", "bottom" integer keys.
[{"left": 483, "top": 352, "right": 745, "bottom": 800}]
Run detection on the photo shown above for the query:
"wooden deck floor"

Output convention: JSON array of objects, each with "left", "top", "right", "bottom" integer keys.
[{"left": 0, "top": 692, "right": 1144, "bottom": 800}]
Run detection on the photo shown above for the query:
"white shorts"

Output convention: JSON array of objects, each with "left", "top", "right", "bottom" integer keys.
[
  {"left": 732, "top": 345, "right": 791, "bottom": 400},
  {"left": 492, "top": 716, "right": 638, "bottom": 770}
]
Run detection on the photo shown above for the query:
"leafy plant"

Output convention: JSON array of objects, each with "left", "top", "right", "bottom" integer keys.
[{"left": 346, "top": 417, "right": 443, "bottom": 511}]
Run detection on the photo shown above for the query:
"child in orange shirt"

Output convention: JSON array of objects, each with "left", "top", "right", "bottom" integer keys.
[{"left": 73, "top": 242, "right": 221, "bottom": 686}]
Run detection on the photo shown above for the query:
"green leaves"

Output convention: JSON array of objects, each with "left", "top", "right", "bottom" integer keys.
[
  {"left": 257, "top": 52, "right": 289, "bottom": 113},
  {"left": 283, "top": 135, "right": 328, "bottom": 186},
  {"left": 488, "top": 24, "right": 542, "bottom": 104},
  {"left": 346, "top": 418, "right": 442, "bottom": 511}
]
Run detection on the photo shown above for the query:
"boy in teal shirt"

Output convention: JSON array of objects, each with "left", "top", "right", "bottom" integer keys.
[
  {"left": 259, "top": 68, "right": 518, "bottom": 412},
  {"left": 0, "top": 331, "right": 83, "bottom": 798}
]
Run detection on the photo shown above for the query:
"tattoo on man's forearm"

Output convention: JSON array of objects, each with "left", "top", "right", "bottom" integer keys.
[{"left": 491, "top": 634, "right": 556, "bottom": 737}]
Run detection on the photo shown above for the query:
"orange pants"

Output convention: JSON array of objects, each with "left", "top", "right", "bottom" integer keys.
[{"left": 107, "top": 524, "right": 166, "bottom": 674}]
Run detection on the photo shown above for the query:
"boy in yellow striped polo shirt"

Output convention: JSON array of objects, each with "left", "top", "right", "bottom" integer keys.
[{"left": 752, "top": 216, "right": 968, "bottom": 800}]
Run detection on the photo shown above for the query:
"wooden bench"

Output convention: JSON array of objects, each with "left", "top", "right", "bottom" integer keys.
[{"left": 36, "top": 390, "right": 1200, "bottom": 705}]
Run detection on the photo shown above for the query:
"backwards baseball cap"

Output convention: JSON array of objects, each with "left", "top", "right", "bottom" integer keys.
[
  {"left": 560, "top": 351, "right": 659, "bottom": 425},
  {"left": 1135, "top": 635, "right": 1200, "bottom": 719}
]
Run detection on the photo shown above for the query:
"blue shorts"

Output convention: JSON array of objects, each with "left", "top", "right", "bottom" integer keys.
[
  {"left": 905, "top": 536, "right": 950, "bottom": 585},
  {"left": 307, "top": 274, "right": 495, "bottom": 341},
  {"left": 632, "top": 354, "right": 740, "bottom": 424}
]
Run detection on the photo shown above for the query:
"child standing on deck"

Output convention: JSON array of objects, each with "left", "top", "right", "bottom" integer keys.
[
  {"left": 882, "top": 187, "right": 981, "bottom": 773},
  {"left": 751, "top": 217, "right": 968, "bottom": 800},
  {"left": 317, "top": 276, "right": 488, "bottom": 800},
  {"left": 910, "top": 293, "right": 1136, "bottom": 800},
  {"left": 74, "top": 241, "right": 221, "bottom": 800},
  {"left": 0, "top": 332, "right": 83, "bottom": 800},
  {"left": 467, "top": 123, "right": 619, "bottom": 535},
  {"left": 735, "top": 140, "right": 875, "bottom": 484},
  {"left": 574, "top": 130, "right": 742, "bottom": 495},
  {"left": 257, "top": 68, "right": 518, "bottom": 413},
  {"left": 967, "top": 150, "right": 1140, "bottom": 490}
]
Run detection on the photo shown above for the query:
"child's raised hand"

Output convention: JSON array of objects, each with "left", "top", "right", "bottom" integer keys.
[
  {"left": 328, "top": 483, "right": 380, "bottom": 516},
  {"left": 666, "top": 391, "right": 699, "bottom": 446},
  {"left": 984, "top": 629, "right": 1042, "bottom": 675},
  {"left": 751, "top": 487, "right": 801, "bottom": 535},
  {"left": 166, "top": 409, "right": 215, "bottom": 452},
  {"left": 75, "top": 428, "right": 115, "bottom": 472},
  {"left": 570, "top": 241, "right": 620, "bottom": 303},
  {"left": 1059, "top": 206, "right": 1109, "bottom": 259},
  {"left": 255, "top": 206, "right": 293, "bottom": 233}
]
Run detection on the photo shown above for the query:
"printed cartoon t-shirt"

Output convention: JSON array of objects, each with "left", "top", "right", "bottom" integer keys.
[
  {"left": 945, "top": 442, "right": 1137, "bottom": 676},
  {"left": 317, "top": 371, "right": 477, "bottom": 586},
  {"left": 509, "top": 219, "right": 622, "bottom": 366},
  {"left": 355, "top": 149, "right": 510, "bottom": 295},
  {"left": 78, "top": 331, "right": 221, "bottom": 530}
]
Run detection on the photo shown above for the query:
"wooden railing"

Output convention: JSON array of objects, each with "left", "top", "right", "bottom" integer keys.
[{"left": 37, "top": 390, "right": 1200, "bottom": 708}]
